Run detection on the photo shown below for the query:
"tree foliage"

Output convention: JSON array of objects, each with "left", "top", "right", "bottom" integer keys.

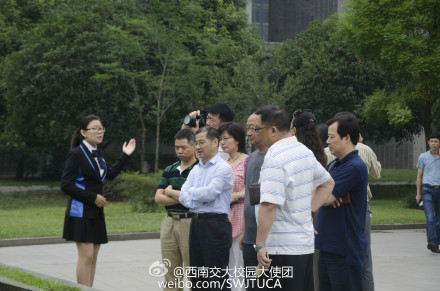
[
  {"left": 262, "top": 17, "right": 418, "bottom": 142},
  {"left": 340, "top": 0, "right": 440, "bottom": 139},
  {"left": 0, "top": 0, "right": 263, "bottom": 176}
]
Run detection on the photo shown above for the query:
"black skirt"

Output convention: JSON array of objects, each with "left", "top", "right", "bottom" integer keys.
[{"left": 63, "top": 215, "right": 108, "bottom": 244}]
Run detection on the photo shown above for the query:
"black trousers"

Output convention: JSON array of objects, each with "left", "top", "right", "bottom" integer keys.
[
  {"left": 189, "top": 214, "right": 232, "bottom": 291},
  {"left": 268, "top": 253, "right": 314, "bottom": 291},
  {"left": 318, "top": 250, "right": 363, "bottom": 291},
  {"left": 242, "top": 243, "right": 266, "bottom": 291}
]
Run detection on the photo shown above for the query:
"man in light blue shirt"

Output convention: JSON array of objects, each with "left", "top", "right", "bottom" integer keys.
[
  {"left": 179, "top": 126, "right": 234, "bottom": 291},
  {"left": 416, "top": 132, "right": 440, "bottom": 253}
]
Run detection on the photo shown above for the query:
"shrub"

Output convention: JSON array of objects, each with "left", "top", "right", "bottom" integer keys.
[
  {"left": 370, "top": 184, "right": 424, "bottom": 210},
  {"left": 370, "top": 184, "right": 415, "bottom": 200},
  {"left": 404, "top": 194, "right": 424, "bottom": 210},
  {"left": 104, "top": 172, "right": 166, "bottom": 213}
]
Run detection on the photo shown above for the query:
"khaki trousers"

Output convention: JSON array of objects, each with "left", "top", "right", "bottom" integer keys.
[{"left": 160, "top": 215, "right": 191, "bottom": 291}]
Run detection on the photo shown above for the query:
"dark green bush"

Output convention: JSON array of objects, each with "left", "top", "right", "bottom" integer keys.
[
  {"left": 103, "top": 175, "right": 127, "bottom": 201},
  {"left": 370, "top": 184, "right": 423, "bottom": 210},
  {"left": 104, "top": 151, "right": 179, "bottom": 173},
  {"left": 404, "top": 194, "right": 424, "bottom": 210},
  {"left": 104, "top": 172, "right": 166, "bottom": 213},
  {"left": 370, "top": 184, "right": 415, "bottom": 200}
]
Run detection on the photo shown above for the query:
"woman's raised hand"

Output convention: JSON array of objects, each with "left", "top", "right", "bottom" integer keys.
[{"left": 122, "top": 138, "right": 136, "bottom": 155}]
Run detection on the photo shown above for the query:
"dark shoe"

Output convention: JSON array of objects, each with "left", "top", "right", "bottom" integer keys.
[{"left": 427, "top": 243, "right": 440, "bottom": 253}]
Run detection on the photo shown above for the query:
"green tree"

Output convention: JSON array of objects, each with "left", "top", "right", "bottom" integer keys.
[
  {"left": 97, "top": 0, "right": 264, "bottom": 171},
  {"left": 0, "top": 0, "right": 57, "bottom": 177},
  {"left": 95, "top": 1, "right": 205, "bottom": 173},
  {"left": 1, "top": 0, "right": 264, "bottom": 176},
  {"left": 1, "top": 0, "right": 140, "bottom": 177},
  {"left": 261, "top": 17, "right": 421, "bottom": 143},
  {"left": 340, "top": 0, "right": 440, "bottom": 141}
]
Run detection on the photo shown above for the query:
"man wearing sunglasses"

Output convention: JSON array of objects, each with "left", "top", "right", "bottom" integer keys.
[{"left": 253, "top": 105, "right": 335, "bottom": 291}]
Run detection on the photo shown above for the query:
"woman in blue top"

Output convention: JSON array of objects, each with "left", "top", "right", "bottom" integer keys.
[{"left": 61, "top": 115, "right": 136, "bottom": 287}]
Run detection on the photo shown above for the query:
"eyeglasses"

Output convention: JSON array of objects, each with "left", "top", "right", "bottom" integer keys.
[
  {"left": 246, "top": 125, "right": 256, "bottom": 132},
  {"left": 86, "top": 127, "right": 106, "bottom": 133},
  {"left": 219, "top": 136, "right": 234, "bottom": 142},
  {"left": 253, "top": 125, "right": 276, "bottom": 135},
  {"left": 293, "top": 109, "right": 312, "bottom": 117}
]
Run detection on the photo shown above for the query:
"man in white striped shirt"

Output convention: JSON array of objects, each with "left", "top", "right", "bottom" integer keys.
[{"left": 254, "top": 105, "right": 335, "bottom": 291}]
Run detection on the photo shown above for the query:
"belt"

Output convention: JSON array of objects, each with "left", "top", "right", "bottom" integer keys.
[
  {"left": 192, "top": 213, "right": 227, "bottom": 219},
  {"left": 423, "top": 184, "right": 440, "bottom": 190},
  {"left": 167, "top": 212, "right": 192, "bottom": 220}
]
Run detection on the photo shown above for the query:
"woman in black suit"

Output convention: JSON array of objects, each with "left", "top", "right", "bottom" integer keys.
[{"left": 61, "top": 115, "right": 136, "bottom": 287}]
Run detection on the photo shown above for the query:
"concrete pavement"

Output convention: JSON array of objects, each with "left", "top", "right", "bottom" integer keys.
[{"left": 0, "top": 229, "right": 439, "bottom": 291}]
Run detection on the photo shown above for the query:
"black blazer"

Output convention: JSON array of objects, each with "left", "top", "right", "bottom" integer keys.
[{"left": 61, "top": 141, "right": 129, "bottom": 219}]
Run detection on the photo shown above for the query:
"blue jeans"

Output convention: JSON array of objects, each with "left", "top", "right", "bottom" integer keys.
[{"left": 422, "top": 187, "right": 440, "bottom": 245}]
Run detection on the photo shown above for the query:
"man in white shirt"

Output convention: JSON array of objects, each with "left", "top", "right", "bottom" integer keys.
[
  {"left": 254, "top": 105, "right": 335, "bottom": 291},
  {"left": 179, "top": 126, "right": 234, "bottom": 291}
]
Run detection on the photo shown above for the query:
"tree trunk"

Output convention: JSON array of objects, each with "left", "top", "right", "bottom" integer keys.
[
  {"left": 131, "top": 78, "right": 146, "bottom": 173},
  {"left": 155, "top": 109, "right": 160, "bottom": 173},
  {"left": 15, "top": 159, "right": 24, "bottom": 179},
  {"left": 423, "top": 100, "right": 432, "bottom": 151}
]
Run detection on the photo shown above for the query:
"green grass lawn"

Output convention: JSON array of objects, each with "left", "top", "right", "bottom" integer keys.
[
  {"left": 370, "top": 168, "right": 417, "bottom": 183},
  {"left": 0, "top": 190, "right": 426, "bottom": 240},
  {"left": 0, "top": 191, "right": 164, "bottom": 239},
  {"left": 0, "top": 169, "right": 425, "bottom": 240},
  {"left": 0, "top": 264, "right": 80, "bottom": 291},
  {"left": 370, "top": 199, "right": 425, "bottom": 224}
]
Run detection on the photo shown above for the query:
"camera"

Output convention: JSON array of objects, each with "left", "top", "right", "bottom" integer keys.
[{"left": 183, "top": 114, "right": 204, "bottom": 128}]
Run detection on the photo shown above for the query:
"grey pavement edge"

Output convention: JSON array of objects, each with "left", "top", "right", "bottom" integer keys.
[
  {"left": 0, "top": 224, "right": 424, "bottom": 248},
  {"left": 0, "top": 233, "right": 160, "bottom": 248},
  {"left": 0, "top": 230, "right": 438, "bottom": 291},
  {"left": 0, "top": 263, "right": 100, "bottom": 291}
]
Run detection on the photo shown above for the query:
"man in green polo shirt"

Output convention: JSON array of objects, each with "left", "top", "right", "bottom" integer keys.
[{"left": 155, "top": 129, "right": 197, "bottom": 290}]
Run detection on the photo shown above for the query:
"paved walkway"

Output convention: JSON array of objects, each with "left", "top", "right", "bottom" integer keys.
[
  {"left": 0, "top": 229, "right": 439, "bottom": 291},
  {"left": 0, "top": 185, "right": 59, "bottom": 193}
]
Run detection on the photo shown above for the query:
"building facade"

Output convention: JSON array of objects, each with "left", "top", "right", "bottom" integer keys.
[{"left": 246, "top": 0, "right": 346, "bottom": 42}]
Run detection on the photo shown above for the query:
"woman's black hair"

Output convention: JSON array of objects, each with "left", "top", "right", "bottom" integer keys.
[
  {"left": 317, "top": 123, "right": 329, "bottom": 148},
  {"left": 70, "top": 115, "right": 102, "bottom": 150},
  {"left": 292, "top": 111, "right": 327, "bottom": 167},
  {"left": 218, "top": 122, "right": 246, "bottom": 154}
]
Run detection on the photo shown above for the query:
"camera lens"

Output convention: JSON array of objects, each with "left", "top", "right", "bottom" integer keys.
[
  {"left": 183, "top": 115, "right": 192, "bottom": 125},
  {"left": 183, "top": 115, "right": 196, "bottom": 127}
]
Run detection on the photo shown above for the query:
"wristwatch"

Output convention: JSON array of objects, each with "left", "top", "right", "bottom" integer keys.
[{"left": 253, "top": 244, "right": 266, "bottom": 252}]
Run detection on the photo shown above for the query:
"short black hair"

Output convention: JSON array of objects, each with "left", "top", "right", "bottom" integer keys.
[
  {"left": 255, "top": 105, "right": 291, "bottom": 132},
  {"left": 195, "top": 126, "right": 220, "bottom": 142},
  {"left": 174, "top": 129, "right": 195, "bottom": 144},
  {"left": 326, "top": 114, "right": 360, "bottom": 145},
  {"left": 428, "top": 132, "right": 440, "bottom": 140},
  {"left": 334, "top": 111, "right": 356, "bottom": 119},
  {"left": 218, "top": 122, "right": 246, "bottom": 154},
  {"left": 207, "top": 103, "right": 235, "bottom": 123}
]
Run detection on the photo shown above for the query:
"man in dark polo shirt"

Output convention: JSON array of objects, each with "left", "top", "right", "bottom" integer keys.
[
  {"left": 315, "top": 114, "right": 368, "bottom": 291},
  {"left": 155, "top": 129, "right": 197, "bottom": 290}
]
